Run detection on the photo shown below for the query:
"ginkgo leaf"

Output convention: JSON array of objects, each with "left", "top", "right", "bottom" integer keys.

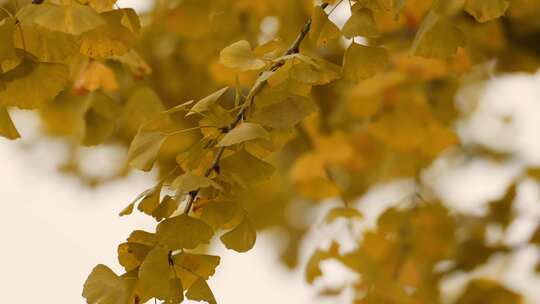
[
  {"left": 173, "top": 252, "right": 220, "bottom": 279},
  {"left": 342, "top": 43, "right": 388, "bottom": 83},
  {"left": 219, "top": 40, "right": 266, "bottom": 71},
  {"left": 220, "top": 216, "right": 256, "bottom": 252},
  {"left": 217, "top": 122, "right": 269, "bottom": 147},
  {"left": 305, "top": 242, "right": 340, "bottom": 284},
  {"left": 83, "top": 264, "right": 136, "bottom": 304},
  {"left": 17, "top": 3, "right": 105, "bottom": 35},
  {"left": 220, "top": 149, "right": 275, "bottom": 182},
  {"left": 0, "top": 59, "right": 68, "bottom": 109},
  {"left": 156, "top": 214, "right": 214, "bottom": 250},
  {"left": 172, "top": 172, "right": 222, "bottom": 192},
  {"left": 310, "top": 6, "right": 341, "bottom": 46},
  {"left": 127, "top": 130, "right": 167, "bottom": 171},
  {"left": 199, "top": 200, "right": 241, "bottom": 229},
  {"left": 187, "top": 87, "right": 229, "bottom": 116},
  {"left": 410, "top": 11, "right": 466, "bottom": 59},
  {"left": 80, "top": 9, "right": 140, "bottom": 59},
  {"left": 111, "top": 50, "right": 152, "bottom": 77},
  {"left": 0, "top": 17, "right": 16, "bottom": 63},
  {"left": 136, "top": 245, "right": 171, "bottom": 301},
  {"left": 122, "top": 87, "right": 165, "bottom": 136},
  {"left": 87, "top": 0, "right": 117, "bottom": 12},
  {"left": 250, "top": 95, "right": 317, "bottom": 129},
  {"left": 186, "top": 278, "right": 217, "bottom": 304},
  {"left": 118, "top": 202, "right": 135, "bottom": 216},
  {"left": 152, "top": 195, "right": 181, "bottom": 221},
  {"left": 137, "top": 183, "right": 162, "bottom": 215},
  {"left": 127, "top": 230, "right": 157, "bottom": 247},
  {"left": 324, "top": 207, "right": 363, "bottom": 224},
  {"left": 118, "top": 242, "right": 151, "bottom": 271},
  {"left": 0, "top": 106, "right": 20, "bottom": 139},
  {"left": 455, "top": 279, "right": 522, "bottom": 304},
  {"left": 14, "top": 23, "right": 79, "bottom": 63},
  {"left": 464, "top": 0, "right": 509, "bottom": 23},
  {"left": 342, "top": 9, "right": 379, "bottom": 38}
]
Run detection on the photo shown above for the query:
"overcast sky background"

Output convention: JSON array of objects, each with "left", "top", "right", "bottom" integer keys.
[{"left": 1, "top": 1, "right": 540, "bottom": 303}]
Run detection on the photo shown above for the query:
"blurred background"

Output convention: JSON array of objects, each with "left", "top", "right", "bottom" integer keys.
[{"left": 1, "top": 0, "right": 540, "bottom": 303}]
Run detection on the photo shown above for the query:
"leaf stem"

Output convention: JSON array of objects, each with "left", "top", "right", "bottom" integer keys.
[{"left": 183, "top": 3, "right": 329, "bottom": 214}]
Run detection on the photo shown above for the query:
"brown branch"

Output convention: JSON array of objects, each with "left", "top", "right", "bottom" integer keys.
[{"left": 183, "top": 3, "right": 331, "bottom": 214}]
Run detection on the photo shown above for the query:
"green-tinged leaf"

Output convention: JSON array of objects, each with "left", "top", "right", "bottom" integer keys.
[
  {"left": 219, "top": 40, "right": 266, "bottom": 71},
  {"left": 127, "top": 131, "right": 167, "bottom": 171},
  {"left": 136, "top": 245, "right": 171, "bottom": 301},
  {"left": 342, "top": 43, "right": 388, "bottom": 83},
  {"left": 217, "top": 122, "right": 269, "bottom": 147},
  {"left": 465, "top": 0, "right": 509, "bottom": 23},
  {"left": 325, "top": 207, "right": 363, "bottom": 224},
  {"left": 250, "top": 95, "right": 317, "bottom": 129},
  {"left": 220, "top": 216, "right": 256, "bottom": 252},
  {"left": 0, "top": 106, "right": 20, "bottom": 139},
  {"left": 83, "top": 264, "right": 136, "bottom": 304},
  {"left": 410, "top": 11, "right": 466, "bottom": 59},
  {"left": 199, "top": 201, "right": 241, "bottom": 229},
  {"left": 220, "top": 149, "right": 275, "bottom": 182},
  {"left": 17, "top": 3, "right": 104, "bottom": 35},
  {"left": 186, "top": 278, "right": 217, "bottom": 304},
  {"left": 310, "top": 6, "right": 341, "bottom": 46},
  {"left": 173, "top": 252, "right": 220, "bottom": 279},
  {"left": 0, "top": 17, "right": 15, "bottom": 63},
  {"left": 172, "top": 172, "right": 222, "bottom": 192},
  {"left": 342, "top": 9, "right": 379, "bottom": 38},
  {"left": 0, "top": 59, "right": 68, "bottom": 109},
  {"left": 137, "top": 183, "right": 162, "bottom": 215},
  {"left": 156, "top": 214, "right": 214, "bottom": 250},
  {"left": 188, "top": 87, "right": 229, "bottom": 116}
]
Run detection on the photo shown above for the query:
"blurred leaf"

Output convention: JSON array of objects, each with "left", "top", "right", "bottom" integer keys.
[{"left": 220, "top": 40, "right": 266, "bottom": 71}]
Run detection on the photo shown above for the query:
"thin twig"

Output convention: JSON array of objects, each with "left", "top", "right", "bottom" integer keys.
[{"left": 183, "top": 3, "right": 331, "bottom": 214}]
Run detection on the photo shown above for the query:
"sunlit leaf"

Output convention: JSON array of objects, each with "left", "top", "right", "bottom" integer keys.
[
  {"left": 187, "top": 87, "right": 229, "bottom": 116},
  {"left": 310, "top": 6, "right": 341, "bottom": 46},
  {"left": 342, "top": 9, "right": 379, "bottom": 38}
]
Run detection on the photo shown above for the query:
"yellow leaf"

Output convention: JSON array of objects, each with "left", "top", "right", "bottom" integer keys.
[
  {"left": 14, "top": 23, "right": 79, "bottom": 63},
  {"left": 0, "top": 17, "right": 16, "bottom": 63},
  {"left": 410, "top": 11, "right": 466, "bottom": 59},
  {"left": 342, "top": 8, "right": 379, "bottom": 38},
  {"left": 137, "top": 183, "right": 162, "bottom": 215},
  {"left": 117, "top": 242, "right": 150, "bottom": 271},
  {"left": 217, "top": 122, "right": 269, "bottom": 147},
  {"left": 198, "top": 200, "right": 241, "bottom": 229},
  {"left": 187, "top": 86, "right": 229, "bottom": 116},
  {"left": 127, "top": 130, "right": 167, "bottom": 171},
  {"left": 172, "top": 172, "right": 222, "bottom": 192},
  {"left": 0, "top": 106, "right": 20, "bottom": 139},
  {"left": 289, "top": 153, "right": 339, "bottom": 201},
  {"left": 186, "top": 278, "right": 217, "bottom": 304},
  {"left": 250, "top": 95, "right": 317, "bottom": 129},
  {"left": 456, "top": 279, "right": 522, "bottom": 304},
  {"left": 152, "top": 195, "right": 181, "bottom": 221},
  {"left": 173, "top": 252, "right": 220, "bottom": 280},
  {"left": 111, "top": 50, "right": 152, "bottom": 77},
  {"left": 80, "top": 9, "right": 140, "bottom": 59},
  {"left": 121, "top": 87, "right": 165, "bottom": 137},
  {"left": 83, "top": 265, "right": 136, "bottom": 304},
  {"left": 136, "top": 246, "right": 176, "bottom": 302},
  {"left": 127, "top": 230, "right": 157, "bottom": 247},
  {"left": 342, "top": 43, "right": 388, "bottom": 83},
  {"left": 156, "top": 214, "right": 214, "bottom": 250},
  {"left": 310, "top": 6, "right": 341, "bottom": 46},
  {"left": 219, "top": 40, "right": 266, "bottom": 71},
  {"left": 220, "top": 149, "right": 275, "bottom": 182},
  {"left": 305, "top": 242, "right": 340, "bottom": 284},
  {"left": 465, "top": 0, "right": 509, "bottom": 22},
  {"left": 0, "top": 59, "right": 68, "bottom": 109},
  {"left": 220, "top": 216, "right": 256, "bottom": 252},
  {"left": 87, "top": 0, "right": 117, "bottom": 12},
  {"left": 325, "top": 207, "right": 363, "bottom": 224},
  {"left": 17, "top": 3, "right": 104, "bottom": 35}
]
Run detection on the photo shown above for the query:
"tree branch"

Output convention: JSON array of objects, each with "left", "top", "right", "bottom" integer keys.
[{"left": 183, "top": 3, "right": 331, "bottom": 214}]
